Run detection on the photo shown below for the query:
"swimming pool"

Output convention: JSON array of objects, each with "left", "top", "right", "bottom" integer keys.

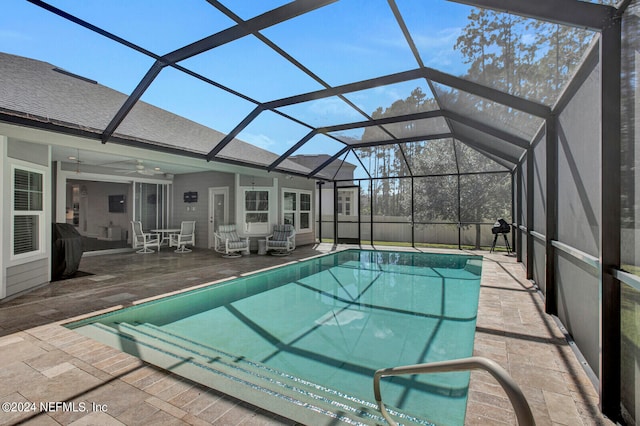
[{"left": 68, "top": 249, "right": 482, "bottom": 425}]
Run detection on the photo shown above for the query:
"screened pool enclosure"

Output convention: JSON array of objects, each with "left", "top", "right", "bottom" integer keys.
[{"left": 4, "top": 0, "right": 640, "bottom": 424}]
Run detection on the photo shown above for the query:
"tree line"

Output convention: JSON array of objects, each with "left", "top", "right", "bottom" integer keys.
[{"left": 348, "top": 4, "right": 614, "bottom": 224}]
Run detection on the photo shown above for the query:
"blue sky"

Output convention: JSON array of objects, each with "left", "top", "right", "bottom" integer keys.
[{"left": 1, "top": 0, "right": 472, "bottom": 157}]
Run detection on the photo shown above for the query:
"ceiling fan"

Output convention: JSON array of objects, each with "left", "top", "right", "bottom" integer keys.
[{"left": 116, "top": 160, "right": 164, "bottom": 176}]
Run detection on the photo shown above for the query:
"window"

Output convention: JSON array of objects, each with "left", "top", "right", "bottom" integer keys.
[
  {"left": 338, "top": 189, "right": 353, "bottom": 216},
  {"left": 283, "top": 191, "right": 296, "bottom": 227},
  {"left": 283, "top": 189, "right": 312, "bottom": 233},
  {"left": 300, "top": 192, "right": 311, "bottom": 229},
  {"left": 12, "top": 167, "right": 44, "bottom": 257},
  {"left": 244, "top": 189, "right": 270, "bottom": 233}
]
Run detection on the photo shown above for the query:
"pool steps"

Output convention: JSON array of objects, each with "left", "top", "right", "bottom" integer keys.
[
  {"left": 464, "top": 259, "right": 482, "bottom": 276},
  {"left": 75, "top": 321, "right": 435, "bottom": 426}
]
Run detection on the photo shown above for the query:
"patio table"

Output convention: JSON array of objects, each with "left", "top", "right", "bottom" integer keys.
[{"left": 151, "top": 228, "right": 180, "bottom": 246}]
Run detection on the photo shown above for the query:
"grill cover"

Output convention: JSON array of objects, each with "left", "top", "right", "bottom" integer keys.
[
  {"left": 491, "top": 219, "right": 510, "bottom": 234},
  {"left": 52, "top": 223, "right": 83, "bottom": 280}
]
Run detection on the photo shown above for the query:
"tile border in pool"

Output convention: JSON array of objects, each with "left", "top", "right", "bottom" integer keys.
[
  {"left": 61, "top": 250, "right": 334, "bottom": 326},
  {"left": 64, "top": 248, "right": 482, "bottom": 329}
]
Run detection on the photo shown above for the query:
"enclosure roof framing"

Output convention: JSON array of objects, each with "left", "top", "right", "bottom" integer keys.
[
  {"left": 10, "top": 0, "right": 619, "bottom": 181},
  {"left": 101, "top": 0, "right": 336, "bottom": 144},
  {"left": 211, "top": 62, "right": 549, "bottom": 174},
  {"left": 263, "top": 67, "right": 551, "bottom": 117},
  {"left": 448, "top": 0, "right": 618, "bottom": 30}
]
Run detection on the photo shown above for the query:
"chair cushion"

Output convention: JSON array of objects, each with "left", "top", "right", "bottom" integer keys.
[
  {"left": 272, "top": 224, "right": 293, "bottom": 241},
  {"left": 218, "top": 225, "right": 240, "bottom": 242},
  {"left": 268, "top": 240, "right": 289, "bottom": 248},
  {"left": 218, "top": 225, "right": 236, "bottom": 233},
  {"left": 227, "top": 241, "right": 247, "bottom": 249},
  {"left": 221, "top": 231, "right": 240, "bottom": 242}
]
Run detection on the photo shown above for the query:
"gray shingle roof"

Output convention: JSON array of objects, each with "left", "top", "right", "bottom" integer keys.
[{"left": 0, "top": 52, "right": 311, "bottom": 174}]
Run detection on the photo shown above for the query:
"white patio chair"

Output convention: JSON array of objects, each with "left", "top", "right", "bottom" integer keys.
[
  {"left": 169, "top": 221, "right": 196, "bottom": 253},
  {"left": 131, "top": 221, "right": 161, "bottom": 254},
  {"left": 214, "top": 224, "right": 250, "bottom": 257},
  {"left": 265, "top": 224, "right": 296, "bottom": 255}
]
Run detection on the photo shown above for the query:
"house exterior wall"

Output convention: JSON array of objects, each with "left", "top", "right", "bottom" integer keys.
[
  {"left": 171, "top": 171, "right": 318, "bottom": 250},
  {"left": 1, "top": 136, "right": 51, "bottom": 299},
  {"left": 0, "top": 135, "right": 6, "bottom": 299},
  {"left": 6, "top": 258, "right": 48, "bottom": 296},
  {"left": 0, "top": 121, "right": 321, "bottom": 300},
  {"left": 277, "top": 177, "right": 316, "bottom": 247},
  {"left": 172, "top": 170, "right": 236, "bottom": 249}
]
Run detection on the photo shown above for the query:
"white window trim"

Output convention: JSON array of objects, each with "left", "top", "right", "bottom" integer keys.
[
  {"left": 240, "top": 186, "right": 272, "bottom": 236},
  {"left": 337, "top": 188, "right": 357, "bottom": 218},
  {"left": 10, "top": 161, "right": 47, "bottom": 262},
  {"left": 282, "top": 188, "right": 312, "bottom": 234}
]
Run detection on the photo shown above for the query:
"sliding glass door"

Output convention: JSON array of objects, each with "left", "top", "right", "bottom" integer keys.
[{"left": 134, "top": 183, "right": 172, "bottom": 230}]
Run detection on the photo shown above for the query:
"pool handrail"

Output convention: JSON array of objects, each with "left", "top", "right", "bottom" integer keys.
[{"left": 373, "top": 356, "right": 535, "bottom": 426}]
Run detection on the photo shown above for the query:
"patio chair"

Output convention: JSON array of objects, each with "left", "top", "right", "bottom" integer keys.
[
  {"left": 214, "top": 224, "right": 250, "bottom": 257},
  {"left": 169, "top": 221, "right": 196, "bottom": 253},
  {"left": 265, "top": 224, "right": 296, "bottom": 255},
  {"left": 131, "top": 221, "right": 161, "bottom": 254}
]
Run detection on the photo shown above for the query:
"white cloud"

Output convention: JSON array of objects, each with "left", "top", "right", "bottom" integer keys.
[
  {"left": 308, "top": 97, "right": 362, "bottom": 120},
  {"left": 241, "top": 133, "right": 277, "bottom": 150},
  {"left": 414, "top": 27, "right": 468, "bottom": 74},
  {"left": 412, "top": 26, "right": 462, "bottom": 50}
]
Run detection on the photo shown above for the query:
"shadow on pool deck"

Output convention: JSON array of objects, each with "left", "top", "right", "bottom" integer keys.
[{"left": 0, "top": 244, "right": 615, "bottom": 425}]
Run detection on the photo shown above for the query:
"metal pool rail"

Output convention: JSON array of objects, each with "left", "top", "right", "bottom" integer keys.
[{"left": 373, "top": 356, "right": 535, "bottom": 426}]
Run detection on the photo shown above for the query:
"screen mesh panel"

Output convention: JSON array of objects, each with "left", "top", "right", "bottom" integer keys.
[
  {"left": 432, "top": 82, "right": 544, "bottom": 141},
  {"left": 450, "top": 121, "right": 525, "bottom": 163},
  {"left": 556, "top": 59, "right": 601, "bottom": 257},
  {"left": 413, "top": 176, "right": 458, "bottom": 223},
  {"left": 459, "top": 173, "right": 511, "bottom": 224},
  {"left": 404, "top": 139, "right": 458, "bottom": 175},
  {"left": 454, "top": 140, "right": 509, "bottom": 173},
  {"left": 532, "top": 133, "right": 547, "bottom": 236},
  {"left": 352, "top": 145, "right": 409, "bottom": 179}
]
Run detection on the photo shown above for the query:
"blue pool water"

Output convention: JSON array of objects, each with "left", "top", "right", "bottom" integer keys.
[{"left": 68, "top": 250, "right": 482, "bottom": 425}]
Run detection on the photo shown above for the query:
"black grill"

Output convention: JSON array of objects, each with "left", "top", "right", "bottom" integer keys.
[
  {"left": 492, "top": 218, "right": 511, "bottom": 234},
  {"left": 490, "top": 219, "right": 512, "bottom": 254}
]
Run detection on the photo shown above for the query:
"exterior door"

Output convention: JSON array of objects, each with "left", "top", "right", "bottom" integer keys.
[
  {"left": 335, "top": 185, "right": 360, "bottom": 244},
  {"left": 208, "top": 187, "right": 228, "bottom": 248}
]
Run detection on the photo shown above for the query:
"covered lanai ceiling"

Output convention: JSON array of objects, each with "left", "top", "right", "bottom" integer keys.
[{"left": 7, "top": 0, "right": 620, "bottom": 180}]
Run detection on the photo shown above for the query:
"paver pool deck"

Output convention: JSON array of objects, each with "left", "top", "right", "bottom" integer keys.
[{"left": 0, "top": 244, "right": 614, "bottom": 425}]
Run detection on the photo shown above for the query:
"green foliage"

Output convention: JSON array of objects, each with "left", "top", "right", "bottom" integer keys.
[
  {"left": 454, "top": 7, "right": 599, "bottom": 104},
  {"left": 351, "top": 5, "right": 620, "bottom": 224},
  {"left": 353, "top": 86, "right": 511, "bottom": 223}
]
